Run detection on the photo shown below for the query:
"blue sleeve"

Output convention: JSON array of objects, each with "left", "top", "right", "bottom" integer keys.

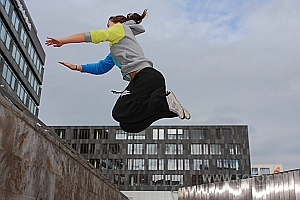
[{"left": 81, "top": 53, "right": 115, "bottom": 75}]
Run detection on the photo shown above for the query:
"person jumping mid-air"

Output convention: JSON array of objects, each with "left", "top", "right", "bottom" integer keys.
[{"left": 45, "top": 9, "right": 190, "bottom": 133}]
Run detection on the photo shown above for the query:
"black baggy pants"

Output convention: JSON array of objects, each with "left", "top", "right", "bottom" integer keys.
[{"left": 112, "top": 67, "right": 177, "bottom": 133}]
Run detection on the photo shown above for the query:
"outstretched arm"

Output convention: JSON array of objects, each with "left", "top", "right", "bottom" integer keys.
[
  {"left": 58, "top": 53, "right": 115, "bottom": 75},
  {"left": 45, "top": 33, "right": 85, "bottom": 47}
]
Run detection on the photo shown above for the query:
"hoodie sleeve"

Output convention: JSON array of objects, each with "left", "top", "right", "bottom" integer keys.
[{"left": 81, "top": 53, "right": 115, "bottom": 75}]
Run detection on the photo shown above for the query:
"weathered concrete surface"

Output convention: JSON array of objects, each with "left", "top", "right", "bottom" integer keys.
[{"left": 0, "top": 94, "right": 129, "bottom": 200}]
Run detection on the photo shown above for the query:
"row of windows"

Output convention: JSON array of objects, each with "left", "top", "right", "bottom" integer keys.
[
  {"left": 251, "top": 167, "right": 271, "bottom": 176},
  {"left": 112, "top": 173, "right": 243, "bottom": 187},
  {"left": 1, "top": 18, "right": 41, "bottom": 98},
  {"left": 88, "top": 158, "right": 240, "bottom": 171},
  {"left": 55, "top": 128, "right": 235, "bottom": 140},
  {"left": 1, "top": 0, "right": 44, "bottom": 76},
  {"left": 0, "top": 0, "right": 10, "bottom": 15},
  {"left": 110, "top": 174, "right": 184, "bottom": 187},
  {"left": 1, "top": 56, "right": 38, "bottom": 115},
  {"left": 0, "top": 18, "right": 12, "bottom": 49},
  {"left": 70, "top": 142, "right": 241, "bottom": 156}
]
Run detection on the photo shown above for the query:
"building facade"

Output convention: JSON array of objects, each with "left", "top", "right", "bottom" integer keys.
[
  {"left": 51, "top": 125, "right": 251, "bottom": 192},
  {"left": 251, "top": 163, "right": 283, "bottom": 176},
  {"left": 0, "top": 0, "right": 45, "bottom": 116}
]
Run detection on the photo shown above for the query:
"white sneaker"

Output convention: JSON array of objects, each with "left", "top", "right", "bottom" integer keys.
[
  {"left": 166, "top": 90, "right": 185, "bottom": 119},
  {"left": 182, "top": 106, "right": 191, "bottom": 119}
]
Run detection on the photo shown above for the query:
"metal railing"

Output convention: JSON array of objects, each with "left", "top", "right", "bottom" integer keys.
[{"left": 178, "top": 169, "right": 300, "bottom": 200}]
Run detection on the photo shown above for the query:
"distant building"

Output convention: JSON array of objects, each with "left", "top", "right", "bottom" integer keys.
[
  {"left": 0, "top": 0, "right": 45, "bottom": 116},
  {"left": 50, "top": 125, "right": 251, "bottom": 199},
  {"left": 251, "top": 164, "right": 283, "bottom": 176}
]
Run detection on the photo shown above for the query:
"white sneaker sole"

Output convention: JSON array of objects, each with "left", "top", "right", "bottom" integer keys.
[{"left": 166, "top": 90, "right": 185, "bottom": 119}]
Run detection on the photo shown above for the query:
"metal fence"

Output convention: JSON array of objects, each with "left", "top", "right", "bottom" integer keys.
[{"left": 178, "top": 169, "right": 300, "bottom": 200}]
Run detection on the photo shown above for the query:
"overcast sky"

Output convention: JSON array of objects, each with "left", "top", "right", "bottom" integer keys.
[{"left": 25, "top": 0, "right": 300, "bottom": 171}]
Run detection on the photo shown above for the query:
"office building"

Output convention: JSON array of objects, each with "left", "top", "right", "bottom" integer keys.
[
  {"left": 51, "top": 125, "right": 251, "bottom": 194},
  {"left": 0, "top": 0, "right": 45, "bottom": 116}
]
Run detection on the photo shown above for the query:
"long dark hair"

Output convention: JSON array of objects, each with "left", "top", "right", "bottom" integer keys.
[{"left": 109, "top": 9, "right": 147, "bottom": 24}]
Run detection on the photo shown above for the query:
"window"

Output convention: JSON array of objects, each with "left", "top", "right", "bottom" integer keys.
[
  {"left": 79, "top": 129, "right": 90, "bottom": 139},
  {"left": 114, "top": 159, "right": 124, "bottom": 170},
  {"left": 127, "top": 159, "right": 144, "bottom": 170},
  {"left": 191, "top": 144, "right": 202, "bottom": 155},
  {"left": 191, "top": 129, "right": 207, "bottom": 139},
  {"left": 166, "top": 144, "right": 176, "bottom": 155},
  {"left": 223, "top": 128, "right": 231, "bottom": 139},
  {"left": 210, "top": 144, "right": 221, "bottom": 155},
  {"left": 153, "top": 128, "right": 164, "bottom": 140},
  {"left": 178, "top": 144, "right": 183, "bottom": 155},
  {"left": 178, "top": 159, "right": 183, "bottom": 170},
  {"left": 114, "top": 174, "right": 119, "bottom": 185},
  {"left": 1, "top": 0, "right": 10, "bottom": 14},
  {"left": 89, "top": 159, "right": 100, "bottom": 169},
  {"left": 216, "top": 129, "right": 221, "bottom": 139},
  {"left": 168, "top": 159, "right": 177, "bottom": 170},
  {"left": 217, "top": 159, "right": 223, "bottom": 170},
  {"left": 193, "top": 159, "right": 202, "bottom": 170},
  {"left": 165, "top": 175, "right": 171, "bottom": 186},
  {"left": 184, "top": 159, "right": 190, "bottom": 170},
  {"left": 17, "top": 82, "right": 28, "bottom": 105},
  {"left": 128, "top": 131, "right": 145, "bottom": 140},
  {"left": 73, "top": 129, "right": 78, "bottom": 139},
  {"left": 127, "top": 143, "right": 143, "bottom": 154},
  {"left": 260, "top": 167, "right": 270, "bottom": 175},
  {"left": 120, "top": 174, "right": 125, "bottom": 185},
  {"left": 230, "top": 159, "right": 239, "bottom": 170},
  {"left": 252, "top": 168, "right": 258, "bottom": 176},
  {"left": 100, "top": 159, "right": 107, "bottom": 170},
  {"left": 224, "top": 159, "right": 229, "bottom": 169},
  {"left": 0, "top": 20, "right": 11, "bottom": 50},
  {"left": 55, "top": 129, "right": 65, "bottom": 139},
  {"left": 115, "top": 129, "right": 127, "bottom": 140},
  {"left": 203, "top": 129, "right": 208, "bottom": 138},
  {"left": 229, "top": 144, "right": 235, "bottom": 155},
  {"left": 146, "top": 144, "right": 157, "bottom": 154},
  {"left": 102, "top": 144, "right": 107, "bottom": 154},
  {"left": 172, "top": 175, "right": 183, "bottom": 186},
  {"left": 94, "top": 129, "right": 108, "bottom": 139},
  {"left": 203, "top": 144, "right": 209, "bottom": 155},
  {"left": 158, "top": 159, "right": 164, "bottom": 170},
  {"left": 109, "top": 144, "right": 120, "bottom": 154},
  {"left": 235, "top": 144, "right": 241, "bottom": 155},
  {"left": 203, "top": 159, "right": 209, "bottom": 170},
  {"left": 148, "top": 159, "right": 157, "bottom": 170},
  {"left": 80, "top": 144, "right": 89, "bottom": 154},
  {"left": 178, "top": 129, "right": 189, "bottom": 139},
  {"left": 12, "top": 11, "right": 20, "bottom": 31},
  {"left": 2, "top": 62, "right": 16, "bottom": 90},
  {"left": 152, "top": 175, "right": 164, "bottom": 186},
  {"left": 148, "top": 159, "right": 164, "bottom": 170},
  {"left": 20, "top": 27, "right": 28, "bottom": 46},
  {"left": 167, "top": 129, "right": 177, "bottom": 139},
  {"left": 106, "top": 159, "right": 123, "bottom": 170},
  {"left": 71, "top": 144, "right": 76, "bottom": 150},
  {"left": 90, "top": 144, "right": 95, "bottom": 154},
  {"left": 139, "top": 174, "right": 149, "bottom": 186},
  {"left": 129, "top": 175, "right": 138, "bottom": 186}
]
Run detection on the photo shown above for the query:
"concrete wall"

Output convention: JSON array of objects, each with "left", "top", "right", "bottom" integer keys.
[{"left": 0, "top": 94, "right": 129, "bottom": 200}]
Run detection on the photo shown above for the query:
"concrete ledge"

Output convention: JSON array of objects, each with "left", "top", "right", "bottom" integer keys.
[{"left": 0, "top": 94, "right": 128, "bottom": 200}]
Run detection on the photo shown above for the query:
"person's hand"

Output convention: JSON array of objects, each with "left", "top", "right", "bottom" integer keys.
[
  {"left": 58, "top": 61, "right": 77, "bottom": 70},
  {"left": 45, "top": 37, "right": 63, "bottom": 47}
]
